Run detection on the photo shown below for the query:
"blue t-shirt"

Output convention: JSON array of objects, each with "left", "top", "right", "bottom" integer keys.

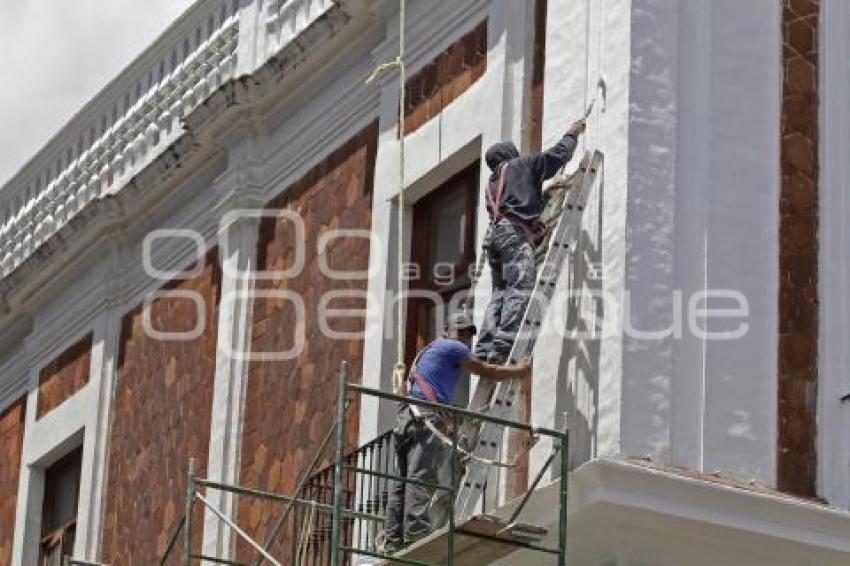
[{"left": 410, "top": 338, "right": 471, "bottom": 405}]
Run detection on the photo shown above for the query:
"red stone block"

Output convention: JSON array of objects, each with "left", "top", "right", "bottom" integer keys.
[
  {"left": 402, "top": 20, "right": 487, "bottom": 136},
  {"left": 778, "top": 0, "right": 820, "bottom": 501},
  {"left": 101, "top": 254, "right": 220, "bottom": 564},
  {"left": 37, "top": 334, "right": 93, "bottom": 419},
  {"left": 235, "top": 124, "right": 377, "bottom": 562}
]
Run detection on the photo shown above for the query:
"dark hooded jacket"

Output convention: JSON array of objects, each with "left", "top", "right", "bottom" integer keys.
[{"left": 484, "top": 131, "right": 578, "bottom": 225}]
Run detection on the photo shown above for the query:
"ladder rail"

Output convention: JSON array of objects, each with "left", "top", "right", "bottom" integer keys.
[{"left": 456, "top": 151, "right": 604, "bottom": 518}]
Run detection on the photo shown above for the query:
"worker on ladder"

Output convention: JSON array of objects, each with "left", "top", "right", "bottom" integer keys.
[
  {"left": 474, "top": 119, "right": 587, "bottom": 365},
  {"left": 381, "top": 312, "right": 531, "bottom": 554}
]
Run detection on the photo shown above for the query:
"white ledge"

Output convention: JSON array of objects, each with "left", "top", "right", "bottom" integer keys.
[{"left": 568, "top": 457, "right": 850, "bottom": 564}]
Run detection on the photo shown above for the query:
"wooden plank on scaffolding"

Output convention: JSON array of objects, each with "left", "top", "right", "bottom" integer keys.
[{"left": 372, "top": 514, "right": 547, "bottom": 565}]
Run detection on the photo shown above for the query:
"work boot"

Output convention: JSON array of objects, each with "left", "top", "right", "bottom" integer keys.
[{"left": 375, "top": 531, "right": 403, "bottom": 555}]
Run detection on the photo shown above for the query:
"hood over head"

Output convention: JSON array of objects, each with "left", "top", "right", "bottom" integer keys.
[{"left": 485, "top": 141, "right": 519, "bottom": 172}]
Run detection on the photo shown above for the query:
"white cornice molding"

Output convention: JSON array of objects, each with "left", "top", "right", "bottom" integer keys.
[
  {"left": 0, "top": 346, "right": 29, "bottom": 414},
  {"left": 0, "top": 0, "right": 374, "bottom": 327},
  {"left": 0, "top": 0, "right": 236, "bottom": 201},
  {"left": 572, "top": 458, "right": 850, "bottom": 553}
]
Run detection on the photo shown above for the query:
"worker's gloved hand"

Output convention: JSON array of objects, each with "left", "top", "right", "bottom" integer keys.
[{"left": 568, "top": 118, "right": 587, "bottom": 137}]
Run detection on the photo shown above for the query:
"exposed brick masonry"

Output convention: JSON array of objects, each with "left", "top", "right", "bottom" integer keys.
[
  {"left": 100, "top": 252, "right": 221, "bottom": 564},
  {"left": 0, "top": 397, "right": 26, "bottom": 566},
  {"left": 777, "top": 0, "right": 819, "bottom": 497},
  {"left": 236, "top": 124, "right": 377, "bottom": 560},
  {"left": 403, "top": 21, "right": 487, "bottom": 136},
  {"left": 37, "top": 334, "right": 93, "bottom": 419}
]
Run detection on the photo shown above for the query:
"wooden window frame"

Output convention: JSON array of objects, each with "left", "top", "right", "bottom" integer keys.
[{"left": 405, "top": 162, "right": 480, "bottom": 364}]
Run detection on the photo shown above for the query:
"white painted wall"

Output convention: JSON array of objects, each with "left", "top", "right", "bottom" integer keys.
[
  {"left": 819, "top": 0, "right": 850, "bottom": 510},
  {"left": 533, "top": 0, "right": 632, "bottom": 478},
  {"left": 619, "top": 0, "right": 781, "bottom": 486}
]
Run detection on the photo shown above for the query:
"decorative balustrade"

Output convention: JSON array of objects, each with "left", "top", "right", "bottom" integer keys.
[
  {"left": 0, "top": 0, "right": 347, "bottom": 281},
  {"left": 265, "top": 0, "right": 337, "bottom": 57},
  {"left": 0, "top": 15, "right": 239, "bottom": 278}
]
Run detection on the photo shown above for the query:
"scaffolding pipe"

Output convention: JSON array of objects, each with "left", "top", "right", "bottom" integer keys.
[
  {"left": 348, "top": 383, "right": 568, "bottom": 439},
  {"left": 330, "top": 361, "right": 348, "bottom": 565},
  {"left": 507, "top": 448, "right": 558, "bottom": 525},
  {"left": 558, "top": 439, "right": 570, "bottom": 565},
  {"left": 189, "top": 555, "right": 245, "bottom": 565},
  {"left": 184, "top": 458, "right": 196, "bottom": 566},
  {"left": 253, "top": 417, "right": 340, "bottom": 565},
  {"left": 342, "top": 466, "right": 451, "bottom": 492},
  {"left": 448, "top": 423, "right": 458, "bottom": 565},
  {"left": 158, "top": 513, "right": 186, "bottom": 565},
  {"left": 195, "top": 478, "right": 382, "bottom": 523},
  {"left": 197, "top": 493, "right": 282, "bottom": 566}
]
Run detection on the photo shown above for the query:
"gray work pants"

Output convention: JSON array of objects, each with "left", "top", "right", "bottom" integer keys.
[
  {"left": 384, "top": 405, "right": 449, "bottom": 548},
  {"left": 474, "top": 218, "right": 537, "bottom": 361}
]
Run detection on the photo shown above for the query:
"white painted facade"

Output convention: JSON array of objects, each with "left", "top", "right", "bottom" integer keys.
[{"left": 1, "top": 0, "right": 849, "bottom": 564}]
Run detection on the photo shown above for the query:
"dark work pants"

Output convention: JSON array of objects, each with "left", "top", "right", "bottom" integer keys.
[
  {"left": 384, "top": 405, "right": 448, "bottom": 548},
  {"left": 474, "top": 218, "right": 537, "bottom": 361}
]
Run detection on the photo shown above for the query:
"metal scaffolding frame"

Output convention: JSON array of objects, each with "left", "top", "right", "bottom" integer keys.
[{"left": 150, "top": 361, "right": 568, "bottom": 566}]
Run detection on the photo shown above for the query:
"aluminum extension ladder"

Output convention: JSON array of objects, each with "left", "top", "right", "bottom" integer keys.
[{"left": 455, "top": 149, "right": 604, "bottom": 519}]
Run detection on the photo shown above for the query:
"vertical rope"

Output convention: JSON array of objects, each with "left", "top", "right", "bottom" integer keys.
[
  {"left": 392, "top": 0, "right": 408, "bottom": 394},
  {"left": 583, "top": 0, "right": 595, "bottom": 154}
]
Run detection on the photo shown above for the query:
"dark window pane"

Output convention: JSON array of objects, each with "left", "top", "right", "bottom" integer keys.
[{"left": 42, "top": 448, "right": 82, "bottom": 533}]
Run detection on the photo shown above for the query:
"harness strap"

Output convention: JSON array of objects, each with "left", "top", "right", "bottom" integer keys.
[
  {"left": 486, "top": 163, "right": 509, "bottom": 220},
  {"left": 403, "top": 341, "right": 537, "bottom": 469},
  {"left": 402, "top": 341, "right": 433, "bottom": 397},
  {"left": 410, "top": 371, "right": 441, "bottom": 404}
]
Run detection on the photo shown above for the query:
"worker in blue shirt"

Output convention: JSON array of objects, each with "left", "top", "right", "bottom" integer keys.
[{"left": 382, "top": 312, "right": 531, "bottom": 552}]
